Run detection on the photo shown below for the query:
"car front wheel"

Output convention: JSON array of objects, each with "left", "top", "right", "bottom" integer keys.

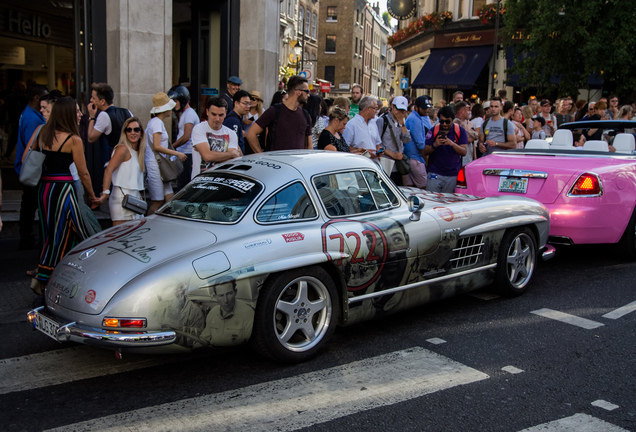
[
  {"left": 251, "top": 266, "right": 339, "bottom": 363},
  {"left": 495, "top": 227, "right": 537, "bottom": 297}
]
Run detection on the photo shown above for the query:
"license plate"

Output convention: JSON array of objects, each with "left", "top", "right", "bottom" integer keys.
[
  {"left": 33, "top": 311, "right": 61, "bottom": 341},
  {"left": 498, "top": 177, "right": 528, "bottom": 194}
]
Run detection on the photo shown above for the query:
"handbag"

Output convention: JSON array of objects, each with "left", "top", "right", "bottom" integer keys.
[
  {"left": 155, "top": 143, "right": 184, "bottom": 182},
  {"left": 388, "top": 122, "right": 411, "bottom": 175},
  {"left": 19, "top": 126, "right": 46, "bottom": 187},
  {"left": 120, "top": 188, "right": 147, "bottom": 215}
]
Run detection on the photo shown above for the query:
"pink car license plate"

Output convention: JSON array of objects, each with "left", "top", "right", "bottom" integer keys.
[{"left": 498, "top": 177, "right": 528, "bottom": 194}]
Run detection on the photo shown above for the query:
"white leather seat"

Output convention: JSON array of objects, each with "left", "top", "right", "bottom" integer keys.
[
  {"left": 612, "top": 133, "right": 635, "bottom": 154},
  {"left": 525, "top": 139, "right": 550, "bottom": 149},
  {"left": 551, "top": 129, "right": 574, "bottom": 147},
  {"left": 583, "top": 140, "right": 609, "bottom": 152}
]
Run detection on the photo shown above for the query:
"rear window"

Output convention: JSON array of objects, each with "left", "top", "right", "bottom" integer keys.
[{"left": 157, "top": 173, "right": 263, "bottom": 223}]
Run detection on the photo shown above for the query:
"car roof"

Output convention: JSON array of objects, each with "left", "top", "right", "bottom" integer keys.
[
  {"left": 208, "top": 151, "right": 380, "bottom": 190},
  {"left": 560, "top": 120, "right": 636, "bottom": 130}
]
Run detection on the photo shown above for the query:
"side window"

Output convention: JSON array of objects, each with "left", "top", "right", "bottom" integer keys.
[
  {"left": 314, "top": 170, "right": 399, "bottom": 217},
  {"left": 256, "top": 182, "right": 317, "bottom": 223}
]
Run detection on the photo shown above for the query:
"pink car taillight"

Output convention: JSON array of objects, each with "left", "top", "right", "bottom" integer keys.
[
  {"left": 456, "top": 167, "right": 467, "bottom": 189},
  {"left": 568, "top": 173, "right": 602, "bottom": 196}
]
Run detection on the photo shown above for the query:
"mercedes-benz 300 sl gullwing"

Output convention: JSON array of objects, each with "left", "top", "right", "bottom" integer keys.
[{"left": 28, "top": 151, "right": 552, "bottom": 362}]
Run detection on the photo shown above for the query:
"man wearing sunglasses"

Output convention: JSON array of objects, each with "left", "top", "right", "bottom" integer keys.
[
  {"left": 223, "top": 90, "right": 252, "bottom": 154},
  {"left": 422, "top": 106, "right": 468, "bottom": 193},
  {"left": 246, "top": 75, "right": 312, "bottom": 152}
]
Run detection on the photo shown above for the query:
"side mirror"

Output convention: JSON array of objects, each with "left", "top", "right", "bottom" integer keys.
[{"left": 408, "top": 195, "right": 422, "bottom": 221}]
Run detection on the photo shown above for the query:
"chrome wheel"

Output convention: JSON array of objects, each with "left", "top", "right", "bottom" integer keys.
[
  {"left": 273, "top": 276, "right": 332, "bottom": 352},
  {"left": 505, "top": 232, "right": 536, "bottom": 290}
]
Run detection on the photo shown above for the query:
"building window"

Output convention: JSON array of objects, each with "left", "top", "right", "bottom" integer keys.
[
  {"left": 299, "top": 6, "right": 304, "bottom": 34},
  {"left": 287, "top": 0, "right": 293, "bottom": 18},
  {"left": 306, "top": 10, "right": 311, "bottom": 34},
  {"left": 326, "top": 35, "right": 336, "bottom": 53},
  {"left": 325, "top": 66, "right": 335, "bottom": 84},
  {"left": 312, "top": 13, "right": 317, "bottom": 38},
  {"left": 472, "top": 0, "right": 487, "bottom": 17},
  {"left": 356, "top": 9, "right": 359, "bottom": 24},
  {"left": 327, "top": 6, "right": 337, "bottom": 22}
]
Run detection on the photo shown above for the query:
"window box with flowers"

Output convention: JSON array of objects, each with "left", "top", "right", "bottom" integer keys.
[
  {"left": 388, "top": 11, "right": 453, "bottom": 47},
  {"left": 477, "top": 3, "right": 505, "bottom": 24}
]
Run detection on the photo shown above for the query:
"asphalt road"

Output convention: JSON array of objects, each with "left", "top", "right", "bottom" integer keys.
[{"left": 0, "top": 240, "right": 634, "bottom": 432}]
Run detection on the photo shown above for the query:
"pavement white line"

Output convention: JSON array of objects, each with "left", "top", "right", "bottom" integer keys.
[
  {"left": 518, "top": 413, "right": 629, "bottom": 432},
  {"left": 426, "top": 338, "right": 446, "bottom": 345},
  {"left": 502, "top": 366, "right": 524, "bottom": 374},
  {"left": 591, "top": 399, "right": 620, "bottom": 411},
  {"left": 0, "top": 346, "right": 192, "bottom": 395},
  {"left": 602, "top": 300, "right": 636, "bottom": 320},
  {"left": 45, "top": 347, "right": 489, "bottom": 432},
  {"left": 530, "top": 308, "right": 605, "bottom": 330}
]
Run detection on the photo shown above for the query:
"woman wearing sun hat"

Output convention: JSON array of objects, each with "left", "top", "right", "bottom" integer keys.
[
  {"left": 244, "top": 90, "right": 264, "bottom": 132},
  {"left": 145, "top": 92, "right": 187, "bottom": 214}
]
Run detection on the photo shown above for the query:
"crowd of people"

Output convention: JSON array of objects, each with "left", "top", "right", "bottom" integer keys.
[{"left": 1, "top": 74, "right": 634, "bottom": 302}]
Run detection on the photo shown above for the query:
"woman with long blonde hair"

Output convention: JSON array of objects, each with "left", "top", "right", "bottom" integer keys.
[{"left": 97, "top": 117, "right": 147, "bottom": 225}]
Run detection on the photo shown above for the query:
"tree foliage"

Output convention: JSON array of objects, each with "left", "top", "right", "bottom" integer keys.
[
  {"left": 382, "top": 11, "right": 391, "bottom": 28},
  {"left": 501, "top": 0, "right": 635, "bottom": 96}
]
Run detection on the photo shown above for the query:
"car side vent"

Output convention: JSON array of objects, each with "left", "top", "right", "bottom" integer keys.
[
  {"left": 450, "top": 235, "right": 484, "bottom": 269},
  {"left": 230, "top": 165, "right": 253, "bottom": 171},
  {"left": 217, "top": 164, "right": 234, "bottom": 170}
]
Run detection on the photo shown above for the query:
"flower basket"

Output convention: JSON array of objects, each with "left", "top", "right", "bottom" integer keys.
[{"left": 477, "top": 3, "right": 505, "bottom": 24}]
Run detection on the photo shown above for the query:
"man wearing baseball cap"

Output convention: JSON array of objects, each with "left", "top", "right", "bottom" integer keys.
[
  {"left": 376, "top": 96, "right": 411, "bottom": 184},
  {"left": 402, "top": 95, "right": 433, "bottom": 188},
  {"left": 537, "top": 99, "right": 556, "bottom": 137},
  {"left": 222, "top": 76, "right": 243, "bottom": 109}
]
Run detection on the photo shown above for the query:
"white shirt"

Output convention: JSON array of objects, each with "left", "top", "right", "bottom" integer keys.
[
  {"left": 191, "top": 122, "right": 238, "bottom": 178},
  {"left": 144, "top": 117, "right": 170, "bottom": 166},
  {"left": 342, "top": 114, "right": 379, "bottom": 151},
  {"left": 94, "top": 108, "right": 133, "bottom": 136},
  {"left": 176, "top": 107, "right": 200, "bottom": 154}
]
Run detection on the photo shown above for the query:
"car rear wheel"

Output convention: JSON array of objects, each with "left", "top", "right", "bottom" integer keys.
[
  {"left": 251, "top": 266, "right": 339, "bottom": 363},
  {"left": 495, "top": 227, "right": 537, "bottom": 297},
  {"left": 618, "top": 207, "right": 636, "bottom": 260}
]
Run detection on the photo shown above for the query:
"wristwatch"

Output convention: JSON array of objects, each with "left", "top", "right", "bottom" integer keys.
[
  {"left": 89, "top": 118, "right": 96, "bottom": 122},
  {"left": 101, "top": 189, "right": 110, "bottom": 195}
]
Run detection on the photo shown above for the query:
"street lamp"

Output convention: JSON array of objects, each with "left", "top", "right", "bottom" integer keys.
[
  {"left": 490, "top": 0, "right": 502, "bottom": 97},
  {"left": 292, "top": 40, "right": 303, "bottom": 75}
]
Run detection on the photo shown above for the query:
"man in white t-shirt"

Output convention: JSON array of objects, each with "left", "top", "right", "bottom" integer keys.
[
  {"left": 168, "top": 85, "right": 200, "bottom": 190},
  {"left": 190, "top": 96, "right": 242, "bottom": 179}
]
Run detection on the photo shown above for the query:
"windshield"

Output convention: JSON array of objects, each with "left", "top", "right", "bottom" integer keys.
[{"left": 157, "top": 173, "right": 263, "bottom": 223}]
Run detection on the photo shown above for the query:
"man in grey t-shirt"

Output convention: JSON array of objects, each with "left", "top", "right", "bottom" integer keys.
[{"left": 477, "top": 97, "right": 517, "bottom": 157}]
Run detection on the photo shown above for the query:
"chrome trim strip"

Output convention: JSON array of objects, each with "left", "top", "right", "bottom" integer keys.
[
  {"left": 57, "top": 324, "right": 176, "bottom": 347},
  {"left": 541, "top": 245, "right": 556, "bottom": 261},
  {"left": 348, "top": 263, "right": 497, "bottom": 303},
  {"left": 483, "top": 169, "right": 548, "bottom": 179}
]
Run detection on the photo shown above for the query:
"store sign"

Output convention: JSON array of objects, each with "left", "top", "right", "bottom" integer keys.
[
  {"left": 339, "top": 83, "right": 350, "bottom": 90},
  {"left": 320, "top": 82, "right": 331, "bottom": 93},
  {"left": 0, "top": 46, "right": 25, "bottom": 65},
  {"left": 7, "top": 10, "right": 51, "bottom": 39}
]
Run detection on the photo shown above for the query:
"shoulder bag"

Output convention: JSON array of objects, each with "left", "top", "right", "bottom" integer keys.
[
  {"left": 155, "top": 143, "right": 184, "bottom": 182},
  {"left": 19, "top": 126, "right": 46, "bottom": 187},
  {"left": 388, "top": 123, "right": 411, "bottom": 175},
  {"left": 120, "top": 187, "right": 147, "bottom": 215}
]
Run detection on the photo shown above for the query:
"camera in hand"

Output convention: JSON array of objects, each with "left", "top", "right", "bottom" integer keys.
[{"left": 438, "top": 131, "right": 446, "bottom": 140}]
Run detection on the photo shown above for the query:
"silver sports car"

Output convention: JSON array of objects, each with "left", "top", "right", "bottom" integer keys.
[{"left": 28, "top": 151, "right": 553, "bottom": 362}]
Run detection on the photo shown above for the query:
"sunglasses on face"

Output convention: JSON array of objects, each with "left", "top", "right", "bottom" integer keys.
[
  {"left": 125, "top": 127, "right": 141, "bottom": 133},
  {"left": 296, "top": 89, "right": 310, "bottom": 94},
  {"left": 439, "top": 119, "right": 452, "bottom": 124}
]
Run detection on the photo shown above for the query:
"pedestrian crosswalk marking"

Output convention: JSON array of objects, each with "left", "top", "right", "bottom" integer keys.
[
  {"left": 45, "top": 347, "right": 489, "bottom": 432},
  {"left": 530, "top": 308, "right": 604, "bottom": 329},
  {"left": 502, "top": 366, "right": 524, "bottom": 374},
  {"left": 602, "top": 300, "right": 636, "bottom": 320},
  {"left": 0, "top": 346, "right": 197, "bottom": 395},
  {"left": 591, "top": 399, "right": 620, "bottom": 411},
  {"left": 517, "top": 413, "right": 628, "bottom": 432}
]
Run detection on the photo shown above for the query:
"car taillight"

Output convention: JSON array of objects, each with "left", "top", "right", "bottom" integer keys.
[
  {"left": 568, "top": 173, "right": 602, "bottom": 196},
  {"left": 103, "top": 318, "right": 147, "bottom": 328},
  {"left": 456, "top": 167, "right": 467, "bottom": 189}
]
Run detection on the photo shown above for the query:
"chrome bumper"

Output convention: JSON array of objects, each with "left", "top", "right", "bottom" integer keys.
[
  {"left": 27, "top": 307, "right": 176, "bottom": 348},
  {"left": 541, "top": 244, "right": 556, "bottom": 261}
]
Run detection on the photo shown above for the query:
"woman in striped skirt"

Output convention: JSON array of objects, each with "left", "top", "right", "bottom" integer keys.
[{"left": 31, "top": 97, "right": 98, "bottom": 291}]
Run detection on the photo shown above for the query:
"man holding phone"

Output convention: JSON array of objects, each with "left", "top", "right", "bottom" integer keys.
[{"left": 423, "top": 106, "right": 468, "bottom": 193}]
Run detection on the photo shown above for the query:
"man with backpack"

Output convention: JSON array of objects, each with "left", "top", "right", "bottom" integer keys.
[
  {"left": 423, "top": 106, "right": 468, "bottom": 193},
  {"left": 245, "top": 75, "right": 312, "bottom": 153},
  {"left": 376, "top": 96, "right": 410, "bottom": 185},
  {"left": 477, "top": 97, "right": 517, "bottom": 157}
]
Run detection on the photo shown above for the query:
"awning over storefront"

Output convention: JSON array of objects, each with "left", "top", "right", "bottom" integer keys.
[
  {"left": 505, "top": 47, "right": 603, "bottom": 88},
  {"left": 411, "top": 46, "right": 492, "bottom": 89}
]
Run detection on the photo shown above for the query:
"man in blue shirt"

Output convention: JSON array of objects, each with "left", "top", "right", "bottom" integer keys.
[
  {"left": 16, "top": 84, "right": 48, "bottom": 249},
  {"left": 223, "top": 90, "right": 251, "bottom": 154},
  {"left": 403, "top": 95, "right": 433, "bottom": 188},
  {"left": 423, "top": 106, "right": 468, "bottom": 193}
]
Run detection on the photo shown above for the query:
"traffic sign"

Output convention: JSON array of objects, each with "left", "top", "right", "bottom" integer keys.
[
  {"left": 400, "top": 78, "right": 409, "bottom": 90},
  {"left": 299, "top": 71, "right": 307, "bottom": 78},
  {"left": 320, "top": 82, "right": 331, "bottom": 93}
]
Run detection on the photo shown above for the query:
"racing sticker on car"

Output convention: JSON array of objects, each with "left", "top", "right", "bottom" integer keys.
[
  {"left": 69, "top": 219, "right": 148, "bottom": 255},
  {"left": 85, "top": 290, "right": 96, "bottom": 304},
  {"left": 282, "top": 232, "right": 305, "bottom": 243},
  {"left": 434, "top": 207, "right": 454, "bottom": 222}
]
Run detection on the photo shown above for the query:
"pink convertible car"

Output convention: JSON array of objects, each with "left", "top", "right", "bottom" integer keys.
[{"left": 458, "top": 121, "right": 636, "bottom": 258}]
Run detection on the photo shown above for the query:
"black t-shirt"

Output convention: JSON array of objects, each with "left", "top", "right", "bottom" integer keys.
[
  {"left": 318, "top": 129, "right": 350, "bottom": 152},
  {"left": 255, "top": 104, "right": 311, "bottom": 151}
]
